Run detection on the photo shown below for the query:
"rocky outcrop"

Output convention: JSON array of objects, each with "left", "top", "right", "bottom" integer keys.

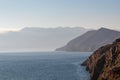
[{"left": 81, "top": 38, "right": 120, "bottom": 80}]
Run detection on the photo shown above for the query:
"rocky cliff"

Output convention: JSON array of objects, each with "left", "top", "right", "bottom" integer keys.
[{"left": 81, "top": 38, "right": 120, "bottom": 80}]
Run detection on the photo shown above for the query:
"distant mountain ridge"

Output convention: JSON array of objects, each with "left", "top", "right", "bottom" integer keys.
[
  {"left": 56, "top": 28, "right": 120, "bottom": 52},
  {"left": 0, "top": 27, "right": 88, "bottom": 51}
]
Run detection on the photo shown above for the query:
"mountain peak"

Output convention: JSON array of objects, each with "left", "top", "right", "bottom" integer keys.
[
  {"left": 99, "top": 27, "right": 109, "bottom": 30},
  {"left": 98, "top": 27, "right": 119, "bottom": 32},
  {"left": 56, "top": 28, "right": 120, "bottom": 52}
]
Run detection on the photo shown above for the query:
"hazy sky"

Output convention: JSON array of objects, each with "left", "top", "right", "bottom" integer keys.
[{"left": 0, "top": 0, "right": 120, "bottom": 32}]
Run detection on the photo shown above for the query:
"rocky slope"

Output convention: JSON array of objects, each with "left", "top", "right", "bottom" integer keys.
[
  {"left": 56, "top": 28, "right": 120, "bottom": 52},
  {"left": 81, "top": 38, "right": 120, "bottom": 80}
]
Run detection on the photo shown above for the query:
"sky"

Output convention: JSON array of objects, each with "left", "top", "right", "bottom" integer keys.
[{"left": 0, "top": 0, "right": 120, "bottom": 32}]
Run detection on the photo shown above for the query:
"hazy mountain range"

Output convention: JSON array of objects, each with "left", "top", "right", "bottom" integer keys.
[
  {"left": 0, "top": 27, "right": 88, "bottom": 51},
  {"left": 56, "top": 28, "right": 120, "bottom": 52}
]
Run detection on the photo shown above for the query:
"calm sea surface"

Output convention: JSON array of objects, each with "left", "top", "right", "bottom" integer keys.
[{"left": 0, "top": 52, "right": 91, "bottom": 80}]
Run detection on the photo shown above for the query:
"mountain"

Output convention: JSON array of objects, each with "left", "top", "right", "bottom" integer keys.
[
  {"left": 56, "top": 28, "right": 120, "bottom": 52},
  {"left": 0, "top": 27, "right": 88, "bottom": 51},
  {"left": 81, "top": 38, "right": 120, "bottom": 80}
]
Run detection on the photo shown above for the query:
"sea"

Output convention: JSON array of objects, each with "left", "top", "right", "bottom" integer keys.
[{"left": 0, "top": 51, "right": 91, "bottom": 80}]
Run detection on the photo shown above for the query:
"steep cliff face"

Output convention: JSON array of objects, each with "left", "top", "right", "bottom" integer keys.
[{"left": 81, "top": 38, "right": 120, "bottom": 80}]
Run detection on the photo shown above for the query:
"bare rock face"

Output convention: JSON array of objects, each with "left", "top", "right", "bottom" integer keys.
[{"left": 81, "top": 38, "right": 120, "bottom": 80}]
